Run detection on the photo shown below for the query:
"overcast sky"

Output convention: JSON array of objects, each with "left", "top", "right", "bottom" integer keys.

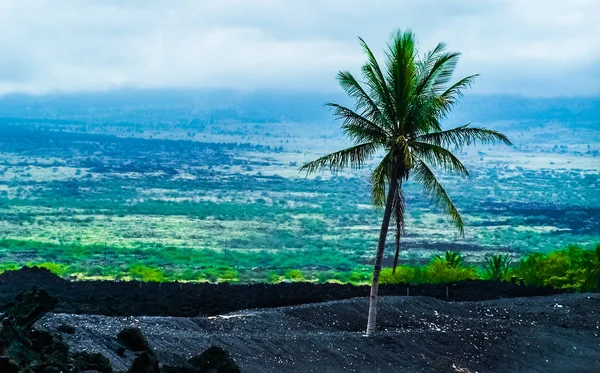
[{"left": 0, "top": 0, "right": 598, "bottom": 97}]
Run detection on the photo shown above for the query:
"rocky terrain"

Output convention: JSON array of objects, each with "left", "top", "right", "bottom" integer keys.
[
  {"left": 0, "top": 267, "right": 564, "bottom": 317},
  {"left": 36, "top": 293, "right": 600, "bottom": 373},
  {"left": 0, "top": 268, "right": 597, "bottom": 372}
]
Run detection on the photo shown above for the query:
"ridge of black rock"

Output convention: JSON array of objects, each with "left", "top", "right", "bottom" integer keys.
[{"left": 0, "top": 267, "right": 568, "bottom": 318}]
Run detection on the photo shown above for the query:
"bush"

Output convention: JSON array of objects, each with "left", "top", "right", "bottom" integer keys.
[
  {"left": 267, "top": 271, "right": 281, "bottom": 284},
  {"left": 129, "top": 265, "right": 165, "bottom": 282},
  {"left": 180, "top": 268, "right": 202, "bottom": 281},
  {"left": 348, "top": 269, "right": 371, "bottom": 284},
  {"left": 284, "top": 269, "right": 304, "bottom": 282},
  {"left": 380, "top": 266, "right": 419, "bottom": 285},
  {"left": 29, "top": 262, "right": 69, "bottom": 277},
  {"left": 423, "top": 260, "right": 478, "bottom": 283},
  {"left": 0, "top": 262, "right": 20, "bottom": 273},
  {"left": 87, "top": 265, "right": 104, "bottom": 277},
  {"left": 219, "top": 268, "right": 240, "bottom": 282},
  {"left": 380, "top": 259, "right": 478, "bottom": 285},
  {"left": 512, "top": 245, "right": 599, "bottom": 291}
]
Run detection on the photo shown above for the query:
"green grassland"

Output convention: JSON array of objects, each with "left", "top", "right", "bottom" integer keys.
[{"left": 0, "top": 97, "right": 599, "bottom": 287}]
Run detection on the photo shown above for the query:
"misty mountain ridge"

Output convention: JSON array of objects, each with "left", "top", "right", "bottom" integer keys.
[{"left": 0, "top": 90, "right": 598, "bottom": 129}]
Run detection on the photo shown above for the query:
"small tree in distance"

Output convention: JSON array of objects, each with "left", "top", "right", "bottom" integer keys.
[
  {"left": 436, "top": 250, "right": 463, "bottom": 269},
  {"left": 484, "top": 254, "right": 512, "bottom": 280}
]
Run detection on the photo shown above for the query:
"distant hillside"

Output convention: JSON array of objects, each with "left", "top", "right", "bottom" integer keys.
[
  {"left": 449, "top": 95, "right": 600, "bottom": 127},
  {"left": 0, "top": 89, "right": 598, "bottom": 126}
]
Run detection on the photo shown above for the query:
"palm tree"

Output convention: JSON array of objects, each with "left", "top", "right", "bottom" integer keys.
[
  {"left": 437, "top": 250, "right": 463, "bottom": 269},
  {"left": 484, "top": 254, "right": 512, "bottom": 280},
  {"left": 301, "top": 30, "right": 511, "bottom": 335}
]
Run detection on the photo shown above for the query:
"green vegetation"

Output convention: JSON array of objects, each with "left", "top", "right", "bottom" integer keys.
[
  {"left": 436, "top": 251, "right": 464, "bottom": 269},
  {"left": 380, "top": 260, "right": 478, "bottom": 285},
  {"left": 0, "top": 42, "right": 598, "bottom": 311},
  {"left": 300, "top": 29, "right": 510, "bottom": 334},
  {"left": 512, "top": 244, "right": 600, "bottom": 291},
  {"left": 2, "top": 244, "right": 598, "bottom": 293},
  {"left": 0, "top": 119, "right": 598, "bottom": 273},
  {"left": 382, "top": 244, "right": 600, "bottom": 292},
  {"left": 484, "top": 254, "right": 512, "bottom": 280}
]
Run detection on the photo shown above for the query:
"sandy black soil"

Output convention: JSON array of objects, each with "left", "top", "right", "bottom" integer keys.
[
  {"left": 36, "top": 294, "right": 600, "bottom": 373},
  {"left": 0, "top": 267, "right": 566, "bottom": 317}
]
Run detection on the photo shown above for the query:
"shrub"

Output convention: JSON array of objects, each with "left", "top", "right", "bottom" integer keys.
[
  {"left": 0, "top": 262, "right": 20, "bottom": 273},
  {"left": 423, "top": 260, "right": 478, "bottom": 283},
  {"left": 544, "top": 269, "right": 587, "bottom": 290},
  {"left": 331, "top": 271, "right": 352, "bottom": 283},
  {"left": 29, "top": 262, "right": 69, "bottom": 277},
  {"left": 584, "top": 244, "right": 600, "bottom": 291},
  {"left": 87, "top": 265, "right": 105, "bottom": 277},
  {"left": 266, "top": 271, "right": 282, "bottom": 284},
  {"left": 129, "top": 265, "right": 165, "bottom": 282},
  {"left": 348, "top": 269, "right": 371, "bottom": 284},
  {"left": 513, "top": 244, "right": 599, "bottom": 291},
  {"left": 284, "top": 269, "right": 304, "bottom": 282},
  {"left": 180, "top": 268, "right": 201, "bottom": 281},
  {"left": 218, "top": 268, "right": 240, "bottom": 283},
  {"left": 380, "top": 266, "right": 419, "bottom": 285}
]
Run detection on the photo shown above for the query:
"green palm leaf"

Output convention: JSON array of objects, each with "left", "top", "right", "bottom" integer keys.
[
  {"left": 359, "top": 37, "right": 397, "bottom": 127},
  {"left": 417, "top": 124, "right": 512, "bottom": 150},
  {"left": 370, "top": 153, "right": 391, "bottom": 207},
  {"left": 438, "top": 75, "right": 479, "bottom": 117},
  {"left": 300, "top": 142, "right": 378, "bottom": 174},
  {"left": 326, "top": 103, "right": 388, "bottom": 143},
  {"left": 412, "top": 141, "right": 470, "bottom": 176},
  {"left": 385, "top": 30, "right": 416, "bottom": 129},
  {"left": 412, "top": 158, "right": 464, "bottom": 235},
  {"left": 337, "top": 71, "right": 386, "bottom": 123}
]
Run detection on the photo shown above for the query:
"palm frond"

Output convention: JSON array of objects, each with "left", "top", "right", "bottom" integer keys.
[
  {"left": 438, "top": 75, "right": 478, "bottom": 118},
  {"left": 359, "top": 37, "right": 397, "bottom": 127},
  {"left": 402, "top": 94, "right": 444, "bottom": 136},
  {"left": 416, "top": 42, "right": 447, "bottom": 79},
  {"left": 385, "top": 30, "right": 416, "bottom": 129},
  {"left": 401, "top": 48, "right": 463, "bottom": 137},
  {"left": 411, "top": 141, "right": 470, "bottom": 176},
  {"left": 412, "top": 158, "right": 464, "bottom": 235},
  {"left": 370, "top": 152, "right": 391, "bottom": 207},
  {"left": 336, "top": 71, "right": 386, "bottom": 124},
  {"left": 416, "top": 51, "right": 461, "bottom": 97},
  {"left": 484, "top": 254, "right": 512, "bottom": 280},
  {"left": 416, "top": 124, "right": 512, "bottom": 150},
  {"left": 436, "top": 250, "right": 463, "bottom": 268},
  {"left": 300, "top": 142, "right": 377, "bottom": 175},
  {"left": 326, "top": 103, "right": 388, "bottom": 144}
]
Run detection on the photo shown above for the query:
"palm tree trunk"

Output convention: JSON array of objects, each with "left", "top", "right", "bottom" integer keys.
[
  {"left": 392, "top": 231, "right": 401, "bottom": 275},
  {"left": 366, "top": 176, "right": 398, "bottom": 335}
]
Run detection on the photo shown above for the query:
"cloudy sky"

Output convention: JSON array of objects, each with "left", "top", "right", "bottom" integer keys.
[{"left": 0, "top": 0, "right": 598, "bottom": 97}]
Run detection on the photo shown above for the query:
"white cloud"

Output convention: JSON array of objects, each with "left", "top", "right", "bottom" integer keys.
[{"left": 0, "top": 0, "right": 598, "bottom": 96}]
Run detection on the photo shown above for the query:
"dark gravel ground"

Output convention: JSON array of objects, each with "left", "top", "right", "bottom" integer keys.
[{"left": 37, "top": 293, "right": 600, "bottom": 373}]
